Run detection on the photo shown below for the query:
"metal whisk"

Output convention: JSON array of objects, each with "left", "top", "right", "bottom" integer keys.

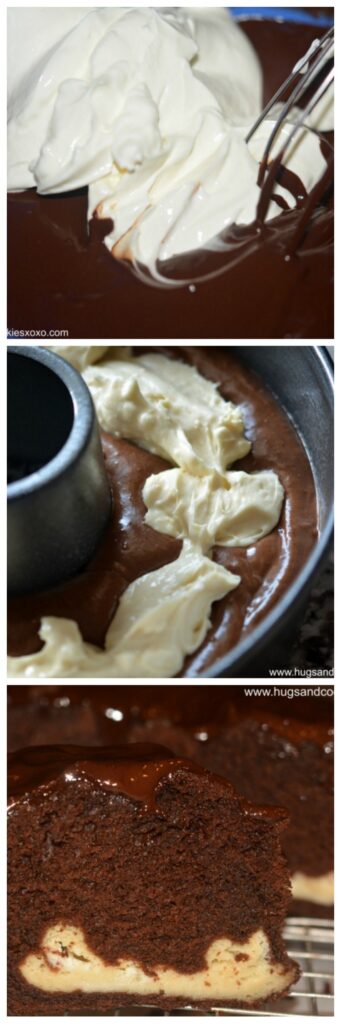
[{"left": 246, "top": 26, "right": 334, "bottom": 244}]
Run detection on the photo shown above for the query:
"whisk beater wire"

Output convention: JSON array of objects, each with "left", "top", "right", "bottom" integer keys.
[
  {"left": 244, "top": 25, "right": 334, "bottom": 243},
  {"left": 246, "top": 26, "right": 334, "bottom": 150},
  {"left": 256, "top": 65, "right": 334, "bottom": 225}
]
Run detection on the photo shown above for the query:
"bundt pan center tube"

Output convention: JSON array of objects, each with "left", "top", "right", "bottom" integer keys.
[{"left": 7, "top": 347, "right": 111, "bottom": 593}]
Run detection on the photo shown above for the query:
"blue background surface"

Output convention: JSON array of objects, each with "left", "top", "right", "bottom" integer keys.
[{"left": 230, "top": 8, "right": 333, "bottom": 26}]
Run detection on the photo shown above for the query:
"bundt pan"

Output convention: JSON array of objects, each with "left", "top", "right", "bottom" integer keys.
[
  {"left": 208, "top": 345, "right": 334, "bottom": 678},
  {"left": 7, "top": 345, "right": 333, "bottom": 679}
]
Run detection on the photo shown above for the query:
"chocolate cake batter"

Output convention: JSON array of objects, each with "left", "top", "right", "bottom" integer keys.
[
  {"left": 7, "top": 19, "right": 333, "bottom": 340},
  {"left": 8, "top": 347, "right": 318, "bottom": 676}
]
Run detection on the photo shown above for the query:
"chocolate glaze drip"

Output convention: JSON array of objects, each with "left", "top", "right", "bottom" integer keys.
[
  {"left": 8, "top": 743, "right": 287, "bottom": 824},
  {"left": 7, "top": 20, "right": 333, "bottom": 340},
  {"left": 8, "top": 743, "right": 195, "bottom": 811},
  {"left": 7, "top": 347, "right": 318, "bottom": 673}
]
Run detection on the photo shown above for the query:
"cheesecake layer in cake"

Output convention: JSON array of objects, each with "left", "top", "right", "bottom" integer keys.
[{"left": 8, "top": 743, "right": 298, "bottom": 1015}]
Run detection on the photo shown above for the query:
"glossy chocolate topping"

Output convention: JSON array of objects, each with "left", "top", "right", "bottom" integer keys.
[
  {"left": 7, "top": 347, "right": 318, "bottom": 672},
  {"left": 8, "top": 743, "right": 196, "bottom": 811},
  {"left": 7, "top": 20, "right": 333, "bottom": 340},
  {"left": 8, "top": 742, "right": 288, "bottom": 826}
]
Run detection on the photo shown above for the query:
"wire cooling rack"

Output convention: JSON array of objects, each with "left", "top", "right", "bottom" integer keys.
[{"left": 110, "top": 918, "right": 334, "bottom": 1017}]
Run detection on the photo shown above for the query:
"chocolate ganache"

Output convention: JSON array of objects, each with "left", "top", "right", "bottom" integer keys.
[
  {"left": 8, "top": 347, "right": 318, "bottom": 676},
  {"left": 8, "top": 743, "right": 208, "bottom": 812},
  {"left": 7, "top": 18, "right": 333, "bottom": 340},
  {"left": 7, "top": 741, "right": 280, "bottom": 821}
]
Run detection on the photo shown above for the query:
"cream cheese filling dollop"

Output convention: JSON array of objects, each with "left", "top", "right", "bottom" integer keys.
[
  {"left": 8, "top": 351, "right": 284, "bottom": 679},
  {"left": 7, "top": 8, "right": 331, "bottom": 276},
  {"left": 143, "top": 467, "right": 284, "bottom": 551},
  {"left": 7, "top": 547, "right": 239, "bottom": 679},
  {"left": 83, "top": 353, "right": 251, "bottom": 475}
]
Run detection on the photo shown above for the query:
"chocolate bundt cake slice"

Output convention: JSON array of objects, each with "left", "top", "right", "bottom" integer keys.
[{"left": 8, "top": 743, "right": 298, "bottom": 1015}]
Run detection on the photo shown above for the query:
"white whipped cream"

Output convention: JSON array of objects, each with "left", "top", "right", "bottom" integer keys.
[
  {"left": 7, "top": 8, "right": 331, "bottom": 273},
  {"left": 8, "top": 350, "right": 284, "bottom": 679}
]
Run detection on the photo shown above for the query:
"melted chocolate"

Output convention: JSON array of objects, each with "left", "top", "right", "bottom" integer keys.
[
  {"left": 7, "top": 20, "right": 333, "bottom": 340},
  {"left": 7, "top": 347, "right": 318, "bottom": 672}
]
